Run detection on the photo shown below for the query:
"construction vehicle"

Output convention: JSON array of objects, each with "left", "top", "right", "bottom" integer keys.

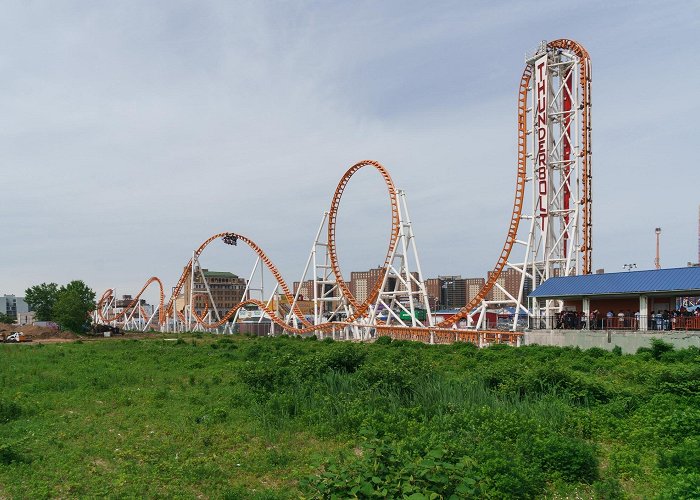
[
  {"left": 3, "top": 332, "right": 32, "bottom": 343},
  {"left": 89, "top": 324, "right": 123, "bottom": 336}
]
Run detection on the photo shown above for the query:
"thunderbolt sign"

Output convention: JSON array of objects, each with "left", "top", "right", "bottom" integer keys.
[{"left": 535, "top": 54, "right": 548, "bottom": 230}]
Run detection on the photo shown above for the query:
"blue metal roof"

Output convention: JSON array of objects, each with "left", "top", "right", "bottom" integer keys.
[{"left": 529, "top": 267, "right": 700, "bottom": 298}]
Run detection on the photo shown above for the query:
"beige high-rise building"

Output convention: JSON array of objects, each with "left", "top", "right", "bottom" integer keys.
[
  {"left": 465, "top": 277, "right": 486, "bottom": 305},
  {"left": 350, "top": 268, "right": 385, "bottom": 303},
  {"left": 486, "top": 268, "right": 524, "bottom": 303}
]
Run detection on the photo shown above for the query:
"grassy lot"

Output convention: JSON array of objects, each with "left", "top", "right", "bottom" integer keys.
[{"left": 1, "top": 335, "right": 699, "bottom": 498}]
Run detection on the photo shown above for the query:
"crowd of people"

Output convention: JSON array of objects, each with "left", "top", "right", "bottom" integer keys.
[{"left": 553, "top": 306, "right": 700, "bottom": 331}]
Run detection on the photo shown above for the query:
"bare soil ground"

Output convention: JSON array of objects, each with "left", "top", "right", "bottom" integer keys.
[
  {"left": 0, "top": 324, "right": 77, "bottom": 341},
  {"left": 0, "top": 325, "right": 168, "bottom": 343}
]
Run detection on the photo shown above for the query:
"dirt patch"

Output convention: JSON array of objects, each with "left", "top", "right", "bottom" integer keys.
[{"left": 0, "top": 324, "right": 78, "bottom": 340}]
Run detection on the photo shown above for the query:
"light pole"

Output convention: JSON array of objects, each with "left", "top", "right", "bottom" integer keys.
[{"left": 655, "top": 227, "right": 662, "bottom": 269}]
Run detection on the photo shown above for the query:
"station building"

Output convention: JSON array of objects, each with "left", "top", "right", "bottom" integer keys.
[{"left": 529, "top": 267, "right": 700, "bottom": 331}]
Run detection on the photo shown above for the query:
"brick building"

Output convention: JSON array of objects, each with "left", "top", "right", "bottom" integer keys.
[
  {"left": 487, "top": 268, "right": 529, "bottom": 303},
  {"left": 350, "top": 268, "right": 385, "bottom": 303},
  {"left": 425, "top": 276, "right": 485, "bottom": 310},
  {"left": 184, "top": 268, "right": 247, "bottom": 314},
  {"left": 465, "top": 277, "right": 486, "bottom": 305},
  {"left": 425, "top": 278, "right": 443, "bottom": 310},
  {"left": 293, "top": 279, "right": 341, "bottom": 302}
]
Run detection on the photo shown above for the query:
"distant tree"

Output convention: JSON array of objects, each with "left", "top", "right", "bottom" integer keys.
[
  {"left": 52, "top": 281, "right": 96, "bottom": 333},
  {"left": 24, "top": 282, "right": 60, "bottom": 321},
  {"left": 0, "top": 313, "right": 15, "bottom": 324}
]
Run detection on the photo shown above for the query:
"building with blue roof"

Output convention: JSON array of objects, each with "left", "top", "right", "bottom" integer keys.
[{"left": 528, "top": 267, "right": 700, "bottom": 331}]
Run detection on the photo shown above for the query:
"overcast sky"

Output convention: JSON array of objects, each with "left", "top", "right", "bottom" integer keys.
[{"left": 2, "top": 0, "right": 699, "bottom": 302}]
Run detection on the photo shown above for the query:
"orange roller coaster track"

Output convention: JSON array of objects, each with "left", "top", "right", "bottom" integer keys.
[{"left": 97, "top": 38, "right": 591, "bottom": 341}]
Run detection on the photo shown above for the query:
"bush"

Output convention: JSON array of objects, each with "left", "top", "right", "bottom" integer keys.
[
  {"left": 534, "top": 435, "right": 599, "bottom": 483},
  {"left": 609, "top": 447, "right": 643, "bottom": 477},
  {"left": 586, "top": 347, "right": 608, "bottom": 358},
  {"left": 658, "top": 472, "right": 700, "bottom": 500},
  {"left": 0, "top": 400, "right": 22, "bottom": 423},
  {"left": 659, "top": 437, "right": 700, "bottom": 471},
  {"left": 239, "top": 364, "right": 292, "bottom": 395},
  {"left": 303, "top": 436, "right": 544, "bottom": 499},
  {"left": 592, "top": 477, "right": 625, "bottom": 499},
  {"left": 317, "top": 343, "right": 367, "bottom": 374},
  {"left": 650, "top": 338, "right": 675, "bottom": 360},
  {"left": 357, "top": 359, "right": 432, "bottom": 396},
  {"left": 659, "top": 346, "right": 700, "bottom": 363},
  {"left": 0, "top": 442, "right": 25, "bottom": 465},
  {"left": 374, "top": 335, "right": 393, "bottom": 345}
]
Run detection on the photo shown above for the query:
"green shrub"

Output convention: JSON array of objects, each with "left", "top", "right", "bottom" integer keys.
[
  {"left": 357, "top": 359, "right": 432, "bottom": 396},
  {"left": 239, "top": 363, "right": 292, "bottom": 395},
  {"left": 609, "top": 447, "right": 643, "bottom": 477},
  {"left": 660, "top": 346, "right": 700, "bottom": 363},
  {"left": 591, "top": 476, "right": 625, "bottom": 499},
  {"left": 0, "top": 441, "right": 25, "bottom": 465},
  {"left": 650, "top": 338, "right": 675, "bottom": 360},
  {"left": 303, "top": 437, "right": 544, "bottom": 499},
  {"left": 659, "top": 437, "right": 700, "bottom": 471},
  {"left": 534, "top": 435, "right": 599, "bottom": 483},
  {"left": 658, "top": 472, "right": 700, "bottom": 500},
  {"left": 0, "top": 400, "right": 22, "bottom": 423},
  {"left": 317, "top": 343, "right": 367, "bottom": 374},
  {"left": 374, "top": 335, "right": 393, "bottom": 345},
  {"left": 586, "top": 347, "right": 608, "bottom": 358}
]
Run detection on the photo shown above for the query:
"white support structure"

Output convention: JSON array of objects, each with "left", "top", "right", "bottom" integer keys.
[
  {"left": 366, "top": 190, "right": 433, "bottom": 335},
  {"left": 290, "top": 188, "right": 432, "bottom": 340},
  {"left": 289, "top": 211, "right": 356, "bottom": 338},
  {"left": 468, "top": 40, "right": 591, "bottom": 331}
]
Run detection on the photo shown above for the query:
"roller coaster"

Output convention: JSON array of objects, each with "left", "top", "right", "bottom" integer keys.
[{"left": 95, "top": 39, "right": 592, "bottom": 345}]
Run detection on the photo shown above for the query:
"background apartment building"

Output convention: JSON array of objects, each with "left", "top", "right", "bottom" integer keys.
[
  {"left": 184, "top": 268, "right": 247, "bottom": 315},
  {"left": 0, "top": 294, "right": 29, "bottom": 320},
  {"left": 425, "top": 276, "right": 486, "bottom": 310},
  {"left": 114, "top": 295, "right": 155, "bottom": 318},
  {"left": 486, "top": 268, "right": 530, "bottom": 303},
  {"left": 293, "top": 280, "right": 341, "bottom": 302},
  {"left": 349, "top": 268, "right": 385, "bottom": 303}
]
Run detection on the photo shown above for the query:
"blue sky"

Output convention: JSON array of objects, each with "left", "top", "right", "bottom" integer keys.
[{"left": 2, "top": 1, "right": 699, "bottom": 301}]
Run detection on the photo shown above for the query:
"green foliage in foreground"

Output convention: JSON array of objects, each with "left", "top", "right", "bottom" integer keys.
[{"left": 0, "top": 336, "right": 699, "bottom": 498}]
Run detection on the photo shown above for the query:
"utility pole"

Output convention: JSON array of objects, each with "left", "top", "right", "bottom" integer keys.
[{"left": 655, "top": 227, "right": 662, "bottom": 270}]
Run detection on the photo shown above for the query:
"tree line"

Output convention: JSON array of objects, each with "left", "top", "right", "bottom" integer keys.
[{"left": 23, "top": 281, "right": 96, "bottom": 333}]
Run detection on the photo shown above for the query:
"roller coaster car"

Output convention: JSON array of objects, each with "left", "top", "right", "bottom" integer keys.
[{"left": 90, "top": 324, "right": 123, "bottom": 336}]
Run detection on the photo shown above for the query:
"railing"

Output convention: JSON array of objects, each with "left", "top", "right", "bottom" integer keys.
[{"left": 530, "top": 314, "right": 700, "bottom": 332}]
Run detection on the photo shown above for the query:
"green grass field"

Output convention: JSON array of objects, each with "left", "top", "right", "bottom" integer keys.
[{"left": 1, "top": 335, "right": 699, "bottom": 498}]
